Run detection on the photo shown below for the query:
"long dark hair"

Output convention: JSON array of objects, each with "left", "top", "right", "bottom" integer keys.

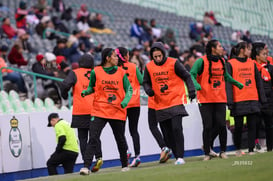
[
  {"left": 230, "top": 41, "right": 248, "bottom": 58},
  {"left": 251, "top": 42, "right": 266, "bottom": 60},
  {"left": 100, "top": 48, "right": 114, "bottom": 66},
  {"left": 206, "top": 40, "right": 225, "bottom": 83},
  {"left": 116, "top": 47, "right": 128, "bottom": 67}
]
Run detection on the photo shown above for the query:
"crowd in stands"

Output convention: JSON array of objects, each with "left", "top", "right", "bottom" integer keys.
[{"left": 0, "top": 1, "right": 270, "bottom": 109}]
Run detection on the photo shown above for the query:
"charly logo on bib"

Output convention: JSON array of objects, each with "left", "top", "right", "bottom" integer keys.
[{"left": 9, "top": 116, "right": 22, "bottom": 158}]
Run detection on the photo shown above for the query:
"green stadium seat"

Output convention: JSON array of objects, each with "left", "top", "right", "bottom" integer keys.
[
  {"left": 9, "top": 90, "right": 19, "bottom": 102},
  {"left": 44, "top": 98, "right": 54, "bottom": 107},
  {"left": 0, "top": 90, "right": 9, "bottom": 102},
  {"left": 23, "top": 99, "right": 36, "bottom": 112},
  {"left": 61, "top": 106, "right": 69, "bottom": 111}
]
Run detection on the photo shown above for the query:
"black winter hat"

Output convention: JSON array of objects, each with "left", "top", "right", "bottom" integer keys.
[{"left": 79, "top": 54, "right": 94, "bottom": 69}]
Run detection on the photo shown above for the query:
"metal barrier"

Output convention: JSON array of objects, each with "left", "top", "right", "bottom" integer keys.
[
  {"left": 42, "top": 28, "right": 70, "bottom": 39},
  {"left": 0, "top": 67, "right": 72, "bottom": 108}
]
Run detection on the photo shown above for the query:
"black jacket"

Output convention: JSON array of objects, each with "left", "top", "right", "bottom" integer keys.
[
  {"left": 260, "top": 62, "right": 273, "bottom": 113},
  {"left": 143, "top": 42, "right": 196, "bottom": 122},
  {"left": 32, "top": 62, "right": 54, "bottom": 78},
  {"left": 60, "top": 54, "right": 94, "bottom": 128},
  {"left": 226, "top": 57, "right": 266, "bottom": 116}
]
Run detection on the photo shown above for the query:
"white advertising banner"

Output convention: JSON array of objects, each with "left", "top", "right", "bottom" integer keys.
[
  {"left": 0, "top": 114, "right": 32, "bottom": 173},
  {"left": 0, "top": 103, "right": 234, "bottom": 173}
]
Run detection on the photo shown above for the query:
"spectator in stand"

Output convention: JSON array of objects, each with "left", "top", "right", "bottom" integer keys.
[
  {"left": 129, "top": 46, "right": 145, "bottom": 73},
  {"left": 45, "top": 52, "right": 59, "bottom": 73},
  {"left": 242, "top": 30, "right": 252, "bottom": 44},
  {"left": 53, "top": 38, "right": 69, "bottom": 57},
  {"left": 88, "top": 13, "right": 114, "bottom": 34},
  {"left": 0, "top": 3, "right": 11, "bottom": 17},
  {"left": 130, "top": 18, "right": 144, "bottom": 44},
  {"left": 208, "top": 11, "right": 222, "bottom": 26},
  {"left": 77, "top": 4, "right": 89, "bottom": 22},
  {"left": 67, "top": 30, "right": 82, "bottom": 65},
  {"left": 35, "top": 16, "right": 59, "bottom": 40},
  {"left": 203, "top": 12, "right": 214, "bottom": 26},
  {"left": 8, "top": 44, "right": 28, "bottom": 67},
  {"left": 77, "top": 16, "right": 90, "bottom": 33},
  {"left": 0, "top": 45, "right": 27, "bottom": 94},
  {"left": 34, "top": 0, "right": 49, "bottom": 13},
  {"left": 52, "top": 16, "right": 69, "bottom": 33},
  {"left": 32, "top": 54, "right": 56, "bottom": 77},
  {"left": 34, "top": 5, "right": 48, "bottom": 20},
  {"left": 77, "top": 16, "right": 92, "bottom": 50},
  {"left": 179, "top": 50, "right": 190, "bottom": 64},
  {"left": 15, "top": 28, "right": 37, "bottom": 54},
  {"left": 150, "top": 19, "right": 161, "bottom": 39},
  {"left": 61, "top": 7, "right": 73, "bottom": 21},
  {"left": 231, "top": 31, "right": 242, "bottom": 45},
  {"left": 52, "top": 0, "right": 66, "bottom": 13},
  {"left": 169, "top": 43, "right": 180, "bottom": 59},
  {"left": 141, "top": 19, "right": 150, "bottom": 33},
  {"left": 32, "top": 53, "right": 62, "bottom": 102},
  {"left": 89, "top": 13, "right": 104, "bottom": 29},
  {"left": 189, "top": 22, "right": 205, "bottom": 42},
  {"left": 183, "top": 54, "right": 196, "bottom": 71},
  {"left": 56, "top": 55, "right": 71, "bottom": 79},
  {"left": 15, "top": 1, "right": 28, "bottom": 30},
  {"left": 162, "top": 28, "right": 176, "bottom": 47},
  {"left": 1, "top": 17, "right": 17, "bottom": 39}
]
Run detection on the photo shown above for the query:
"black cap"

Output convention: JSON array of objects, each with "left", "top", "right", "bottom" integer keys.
[{"left": 47, "top": 113, "right": 59, "bottom": 127}]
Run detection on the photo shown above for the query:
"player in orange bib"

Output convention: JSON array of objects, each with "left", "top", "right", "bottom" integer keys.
[
  {"left": 251, "top": 42, "right": 273, "bottom": 152},
  {"left": 79, "top": 48, "right": 133, "bottom": 174},
  {"left": 143, "top": 42, "right": 196, "bottom": 165},
  {"left": 226, "top": 41, "right": 266, "bottom": 155},
  {"left": 115, "top": 47, "right": 143, "bottom": 167},
  {"left": 191, "top": 40, "right": 244, "bottom": 160},
  {"left": 60, "top": 54, "right": 103, "bottom": 172}
]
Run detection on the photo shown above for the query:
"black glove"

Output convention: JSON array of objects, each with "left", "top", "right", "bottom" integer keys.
[
  {"left": 146, "top": 89, "right": 155, "bottom": 97},
  {"left": 189, "top": 91, "right": 196, "bottom": 102}
]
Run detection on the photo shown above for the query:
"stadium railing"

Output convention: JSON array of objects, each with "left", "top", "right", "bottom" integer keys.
[
  {"left": 0, "top": 67, "right": 72, "bottom": 108},
  {"left": 42, "top": 28, "right": 70, "bottom": 39}
]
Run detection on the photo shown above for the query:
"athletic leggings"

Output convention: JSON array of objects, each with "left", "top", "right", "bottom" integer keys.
[
  {"left": 199, "top": 103, "right": 227, "bottom": 155},
  {"left": 84, "top": 117, "right": 128, "bottom": 168},
  {"left": 78, "top": 128, "right": 102, "bottom": 160},
  {"left": 127, "top": 107, "right": 141, "bottom": 157},
  {"left": 148, "top": 108, "right": 166, "bottom": 149},
  {"left": 159, "top": 115, "right": 184, "bottom": 159},
  {"left": 259, "top": 112, "right": 273, "bottom": 151},
  {"left": 234, "top": 114, "right": 258, "bottom": 152}
]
